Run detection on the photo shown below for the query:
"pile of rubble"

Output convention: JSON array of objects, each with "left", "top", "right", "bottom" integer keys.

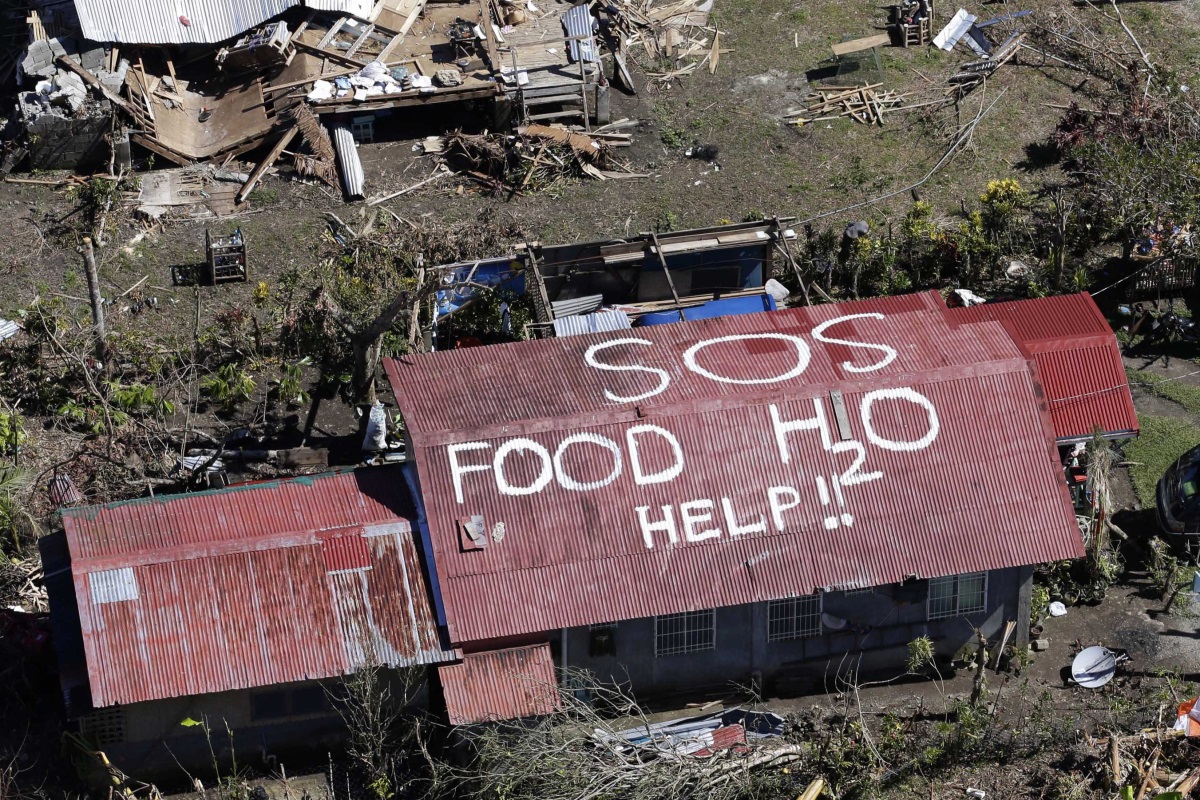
[
  {"left": 429, "top": 122, "right": 642, "bottom": 193},
  {"left": 18, "top": 37, "right": 118, "bottom": 120}
]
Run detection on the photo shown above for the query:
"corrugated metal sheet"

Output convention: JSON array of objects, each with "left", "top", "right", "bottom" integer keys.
[
  {"left": 934, "top": 8, "right": 978, "bottom": 50},
  {"left": 74, "top": 0, "right": 297, "bottom": 45},
  {"left": 0, "top": 318, "right": 20, "bottom": 341},
  {"left": 551, "top": 294, "right": 604, "bottom": 319},
  {"left": 307, "top": 0, "right": 376, "bottom": 18},
  {"left": 60, "top": 468, "right": 454, "bottom": 707},
  {"left": 332, "top": 123, "right": 365, "bottom": 199},
  {"left": 562, "top": 2, "right": 598, "bottom": 62},
  {"left": 439, "top": 644, "right": 560, "bottom": 725},
  {"left": 72, "top": 0, "right": 378, "bottom": 45},
  {"left": 553, "top": 310, "right": 632, "bottom": 337},
  {"left": 948, "top": 294, "right": 1138, "bottom": 441},
  {"left": 385, "top": 291, "right": 1100, "bottom": 645}
]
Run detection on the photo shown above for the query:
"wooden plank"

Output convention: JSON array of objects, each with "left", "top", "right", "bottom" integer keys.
[
  {"left": 396, "top": 0, "right": 427, "bottom": 38},
  {"left": 377, "top": 33, "right": 404, "bottom": 63},
  {"left": 130, "top": 133, "right": 190, "bottom": 167},
  {"left": 291, "top": 10, "right": 317, "bottom": 41},
  {"left": 830, "top": 33, "right": 890, "bottom": 58},
  {"left": 293, "top": 40, "right": 370, "bottom": 69},
  {"left": 165, "top": 55, "right": 180, "bottom": 96},
  {"left": 238, "top": 127, "right": 299, "bottom": 202},
  {"left": 316, "top": 18, "right": 347, "bottom": 50},
  {"left": 345, "top": 24, "right": 375, "bottom": 58}
]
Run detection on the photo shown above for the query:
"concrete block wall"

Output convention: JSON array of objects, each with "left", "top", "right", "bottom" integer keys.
[
  {"left": 26, "top": 112, "right": 112, "bottom": 171},
  {"left": 560, "top": 566, "right": 1028, "bottom": 702}
]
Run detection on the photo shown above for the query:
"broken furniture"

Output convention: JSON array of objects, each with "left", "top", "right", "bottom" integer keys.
[
  {"left": 830, "top": 33, "right": 890, "bottom": 59},
  {"left": 216, "top": 22, "right": 296, "bottom": 71},
  {"left": 889, "top": 0, "right": 932, "bottom": 47},
  {"left": 205, "top": 228, "right": 248, "bottom": 284}
]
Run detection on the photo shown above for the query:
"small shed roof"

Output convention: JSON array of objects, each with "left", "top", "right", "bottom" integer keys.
[
  {"left": 438, "top": 644, "right": 560, "bottom": 725},
  {"left": 60, "top": 467, "right": 454, "bottom": 707},
  {"left": 948, "top": 293, "right": 1138, "bottom": 442},
  {"left": 386, "top": 291, "right": 1097, "bottom": 645}
]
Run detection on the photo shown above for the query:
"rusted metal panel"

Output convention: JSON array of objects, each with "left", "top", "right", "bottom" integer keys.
[
  {"left": 439, "top": 644, "right": 560, "bottom": 725},
  {"left": 948, "top": 294, "right": 1138, "bottom": 441},
  {"left": 61, "top": 468, "right": 454, "bottom": 707},
  {"left": 386, "top": 293, "right": 1106, "bottom": 645}
]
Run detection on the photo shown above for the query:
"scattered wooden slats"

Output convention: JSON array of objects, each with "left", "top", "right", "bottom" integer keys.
[{"left": 785, "top": 84, "right": 908, "bottom": 127}]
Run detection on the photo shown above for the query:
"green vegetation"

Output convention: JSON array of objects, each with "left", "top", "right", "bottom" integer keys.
[
  {"left": 201, "top": 364, "right": 258, "bottom": 412},
  {"left": 0, "top": 410, "right": 26, "bottom": 456},
  {"left": 1125, "top": 415, "right": 1200, "bottom": 506},
  {"left": 247, "top": 187, "right": 280, "bottom": 205},
  {"left": 1127, "top": 369, "right": 1200, "bottom": 415}
]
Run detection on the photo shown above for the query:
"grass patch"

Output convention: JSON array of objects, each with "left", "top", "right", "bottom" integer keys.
[
  {"left": 1125, "top": 415, "right": 1200, "bottom": 507},
  {"left": 1127, "top": 369, "right": 1200, "bottom": 415},
  {"left": 248, "top": 188, "right": 280, "bottom": 205}
]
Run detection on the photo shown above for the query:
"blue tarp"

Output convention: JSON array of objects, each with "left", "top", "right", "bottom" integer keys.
[
  {"left": 435, "top": 258, "right": 526, "bottom": 319},
  {"left": 637, "top": 293, "right": 777, "bottom": 326}
]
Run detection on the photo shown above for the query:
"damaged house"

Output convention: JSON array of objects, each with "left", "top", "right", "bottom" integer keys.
[
  {"left": 42, "top": 291, "right": 1137, "bottom": 775},
  {"left": 382, "top": 289, "right": 1138, "bottom": 712},
  {"left": 8, "top": 0, "right": 651, "bottom": 186},
  {"left": 41, "top": 467, "right": 456, "bottom": 777}
]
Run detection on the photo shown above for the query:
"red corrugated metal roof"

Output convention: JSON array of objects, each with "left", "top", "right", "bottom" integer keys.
[
  {"left": 947, "top": 294, "right": 1138, "bottom": 441},
  {"left": 438, "top": 644, "right": 560, "bottom": 725},
  {"left": 61, "top": 468, "right": 455, "bottom": 707},
  {"left": 386, "top": 293, "right": 1103, "bottom": 645}
]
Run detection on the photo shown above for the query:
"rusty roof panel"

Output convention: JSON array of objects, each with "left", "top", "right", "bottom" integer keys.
[
  {"left": 386, "top": 293, "right": 1102, "bottom": 645},
  {"left": 948, "top": 294, "right": 1138, "bottom": 440},
  {"left": 439, "top": 644, "right": 560, "bottom": 725},
  {"left": 61, "top": 468, "right": 455, "bottom": 707}
]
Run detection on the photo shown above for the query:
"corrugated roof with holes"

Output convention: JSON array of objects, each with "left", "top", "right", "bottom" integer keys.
[
  {"left": 947, "top": 293, "right": 1138, "bottom": 442},
  {"left": 60, "top": 467, "right": 455, "bottom": 707},
  {"left": 385, "top": 291, "right": 1112, "bottom": 645},
  {"left": 438, "top": 643, "right": 560, "bottom": 725}
]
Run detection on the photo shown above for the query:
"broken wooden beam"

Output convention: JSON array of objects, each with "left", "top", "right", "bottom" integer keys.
[{"left": 237, "top": 127, "right": 299, "bottom": 203}]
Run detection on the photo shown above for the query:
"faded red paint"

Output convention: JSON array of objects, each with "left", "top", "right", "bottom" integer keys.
[
  {"left": 61, "top": 468, "right": 455, "bottom": 707},
  {"left": 438, "top": 644, "right": 559, "bottom": 725},
  {"left": 948, "top": 293, "right": 1137, "bottom": 441},
  {"left": 386, "top": 292, "right": 1112, "bottom": 646}
]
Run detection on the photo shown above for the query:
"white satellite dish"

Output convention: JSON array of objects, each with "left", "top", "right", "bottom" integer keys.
[{"left": 1071, "top": 646, "right": 1125, "bottom": 688}]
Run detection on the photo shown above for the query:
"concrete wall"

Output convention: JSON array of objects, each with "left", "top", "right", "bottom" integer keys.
[
  {"left": 25, "top": 112, "right": 111, "bottom": 172},
  {"left": 78, "top": 670, "right": 432, "bottom": 784},
  {"left": 558, "top": 567, "right": 1028, "bottom": 702}
]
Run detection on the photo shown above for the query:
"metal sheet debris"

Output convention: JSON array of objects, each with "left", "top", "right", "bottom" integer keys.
[{"left": 933, "top": 8, "right": 978, "bottom": 50}]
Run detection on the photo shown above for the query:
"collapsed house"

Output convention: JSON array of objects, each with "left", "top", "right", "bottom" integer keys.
[
  {"left": 9, "top": 0, "right": 710, "bottom": 184},
  {"left": 43, "top": 290, "right": 1137, "bottom": 778},
  {"left": 431, "top": 219, "right": 800, "bottom": 336}
]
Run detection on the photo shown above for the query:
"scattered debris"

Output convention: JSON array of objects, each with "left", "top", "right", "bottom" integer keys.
[
  {"left": 787, "top": 84, "right": 909, "bottom": 126},
  {"left": 600, "top": 0, "right": 723, "bottom": 85},
  {"left": 133, "top": 164, "right": 245, "bottom": 219},
  {"left": 432, "top": 124, "right": 640, "bottom": 193},
  {"left": 0, "top": 318, "right": 20, "bottom": 341}
]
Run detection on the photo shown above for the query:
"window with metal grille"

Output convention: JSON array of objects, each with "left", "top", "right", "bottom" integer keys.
[
  {"left": 844, "top": 587, "right": 874, "bottom": 596},
  {"left": 80, "top": 706, "right": 125, "bottom": 746},
  {"left": 767, "top": 594, "right": 823, "bottom": 641},
  {"left": 654, "top": 610, "right": 715, "bottom": 656},
  {"left": 927, "top": 573, "right": 988, "bottom": 620}
]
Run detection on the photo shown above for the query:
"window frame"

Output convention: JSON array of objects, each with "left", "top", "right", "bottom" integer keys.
[
  {"left": 767, "top": 593, "right": 824, "bottom": 642},
  {"left": 654, "top": 609, "right": 715, "bottom": 657},
  {"left": 927, "top": 572, "right": 988, "bottom": 621}
]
